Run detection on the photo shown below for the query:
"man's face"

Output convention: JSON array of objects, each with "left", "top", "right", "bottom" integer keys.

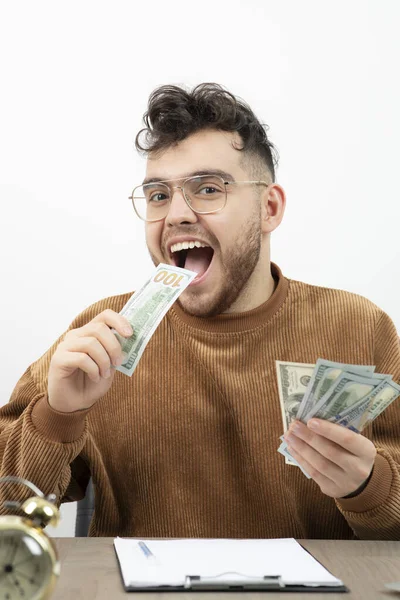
[{"left": 144, "top": 129, "right": 266, "bottom": 317}]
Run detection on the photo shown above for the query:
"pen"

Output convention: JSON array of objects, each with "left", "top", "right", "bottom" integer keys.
[{"left": 138, "top": 541, "right": 159, "bottom": 563}]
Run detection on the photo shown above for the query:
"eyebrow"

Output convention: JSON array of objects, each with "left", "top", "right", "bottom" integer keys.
[{"left": 142, "top": 169, "right": 236, "bottom": 186}]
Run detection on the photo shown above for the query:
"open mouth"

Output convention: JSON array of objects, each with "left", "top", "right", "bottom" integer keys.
[{"left": 170, "top": 243, "right": 214, "bottom": 279}]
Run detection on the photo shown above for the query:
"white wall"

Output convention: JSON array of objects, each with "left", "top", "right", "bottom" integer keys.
[{"left": 1, "top": 0, "right": 399, "bottom": 537}]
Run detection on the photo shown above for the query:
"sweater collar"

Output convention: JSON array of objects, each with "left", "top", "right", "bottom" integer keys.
[{"left": 169, "top": 262, "right": 289, "bottom": 333}]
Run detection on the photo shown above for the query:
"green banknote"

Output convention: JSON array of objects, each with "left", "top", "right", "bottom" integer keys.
[
  {"left": 296, "top": 359, "right": 374, "bottom": 421},
  {"left": 275, "top": 361, "right": 314, "bottom": 465},
  {"left": 275, "top": 361, "right": 315, "bottom": 432},
  {"left": 335, "top": 379, "right": 400, "bottom": 432},
  {"left": 115, "top": 263, "right": 197, "bottom": 376},
  {"left": 306, "top": 371, "right": 391, "bottom": 422}
]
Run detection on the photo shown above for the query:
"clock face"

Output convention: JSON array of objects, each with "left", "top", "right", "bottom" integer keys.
[{"left": 0, "top": 529, "right": 53, "bottom": 599}]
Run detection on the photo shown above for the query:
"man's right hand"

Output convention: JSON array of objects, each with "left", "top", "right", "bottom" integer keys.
[{"left": 48, "top": 309, "right": 133, "bottom": 413}]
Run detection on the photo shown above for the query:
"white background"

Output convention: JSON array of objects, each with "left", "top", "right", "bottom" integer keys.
[{"left": 1, "top": 0, "right": 399, "bottom": 536}]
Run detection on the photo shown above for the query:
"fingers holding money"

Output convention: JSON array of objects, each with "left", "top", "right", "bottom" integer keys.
[
  {"left": 48, "top": 309, "right": 134, "bottom": 412},
  {"left": 284, "top": 419, "right": 376, "bottom": 498},
  {"left": 59, "top": 310, "right": 133, "bottom": 380},
  {"left": 52, "top": 351, "right": 104, "bottom": 383},
  {"left": 91, "top": 309, "right": 133, "bottom": 338},
  {"left": 307, "top": 419, "right": 375, "bottom": 458},
  {"left": 61, "top": 337, "right": 119, "bottom": 380},
  {"left": 284, "top": 425, "right": 345, "bottom": 491}
]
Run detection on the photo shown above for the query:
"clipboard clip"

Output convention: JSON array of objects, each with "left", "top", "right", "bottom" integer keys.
[{"left": 185, "top": 572, "right": 284, "bottom": 590}]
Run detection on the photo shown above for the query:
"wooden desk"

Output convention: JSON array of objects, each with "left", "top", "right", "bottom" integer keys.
[{"left": 53, "top": 538, "right": 400, "bottom": 599}]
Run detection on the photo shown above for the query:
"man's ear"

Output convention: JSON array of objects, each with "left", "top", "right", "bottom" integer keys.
[{"left": 261, "top": 184, "right": 286, "bottom": 233}]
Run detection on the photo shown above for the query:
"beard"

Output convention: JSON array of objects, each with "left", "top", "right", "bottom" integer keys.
[{"left": 148, "top": 207, "right": 262, "bottom": 318}]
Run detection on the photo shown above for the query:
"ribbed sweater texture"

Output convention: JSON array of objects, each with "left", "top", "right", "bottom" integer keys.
[{"left": 1, "top": 264, "right": 400, "bottom": 540}]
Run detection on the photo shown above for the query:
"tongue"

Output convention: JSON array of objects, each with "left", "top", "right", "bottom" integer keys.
[{"left": 184, "top": 247, "right": 213, "bottom": 276}]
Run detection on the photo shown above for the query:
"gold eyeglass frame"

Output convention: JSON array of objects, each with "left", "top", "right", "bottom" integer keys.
[{"left": 129, "top": 174, "right": 270, "bottom": 222}]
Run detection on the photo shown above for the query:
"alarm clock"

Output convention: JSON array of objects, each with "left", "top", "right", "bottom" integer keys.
[{"left": 0, "top": 476, "right": 60, "bottom": 600}]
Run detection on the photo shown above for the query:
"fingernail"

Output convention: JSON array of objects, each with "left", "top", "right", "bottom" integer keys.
[
  {"left": 123, "top": 327, "right": 133, "bottom": 336},
  {"left": 308, "top": 420, "right": 319, "bottom": 430},
  {"left": 104, "top": 369, "right": 111, "bottom": 379},
  {"left": 291, "top": 422, "right": 301, "bottom": 433},
  {"left": 115, "top": 355, "right": 123, "bottom": 366}
]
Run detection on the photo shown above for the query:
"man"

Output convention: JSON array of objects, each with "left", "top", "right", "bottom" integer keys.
[{"left": 1, "top": 83, "right": 399, "bottom": 540}]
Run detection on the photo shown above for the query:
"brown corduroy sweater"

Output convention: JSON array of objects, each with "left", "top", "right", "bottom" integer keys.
[{"left": 1, "top": 264, "right": 400, "bottom": 540}]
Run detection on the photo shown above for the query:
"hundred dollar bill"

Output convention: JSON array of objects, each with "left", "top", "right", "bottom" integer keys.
[
  {"left": 336, "top": 379, "right": 400, "bottom": 432},
  {"left": 296, "top": 359, "right": 375, "bottom": 421},
  {"left": 275, "top": 361, "right": 314, "bottom": 465},
  {"left": 115, "top": 263, "right": 197, "bottom": 376},
  {"left": 276, "top": 361, "right": 315, "bottom": 431},
  {"left": 305, "top": 372, "right": 390, "bottom": 422}
]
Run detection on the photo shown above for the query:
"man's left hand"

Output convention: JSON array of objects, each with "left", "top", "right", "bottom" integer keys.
[{"left": 284, "top": 419, "right": 377, "bottom": 498}]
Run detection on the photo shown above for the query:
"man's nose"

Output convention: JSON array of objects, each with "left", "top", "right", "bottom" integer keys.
[{"left": 165, "top": 187, "right": 197, "bottom": 226}]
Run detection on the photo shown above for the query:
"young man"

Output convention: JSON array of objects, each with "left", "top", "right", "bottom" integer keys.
[{"left": 1, "top": 84, "right": 399, "bottom": 540}]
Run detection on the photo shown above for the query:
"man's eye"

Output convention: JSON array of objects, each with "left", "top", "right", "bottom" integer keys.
[
  {"left": 198, "top": 186, "right": 218, "bottom": 195},
  {"left": 149, "top": 193, "right": 168, "bottom": 203}
]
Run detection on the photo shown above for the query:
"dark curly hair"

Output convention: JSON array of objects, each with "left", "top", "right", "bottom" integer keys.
[{"left": 135, "top": 83, "right": 279, "bottom": 181}]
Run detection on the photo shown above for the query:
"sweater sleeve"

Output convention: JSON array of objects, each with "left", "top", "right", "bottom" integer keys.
[
  {"left": 0, "top": 293, "right": 129, "bottom": 509},
  {"left": 336, "top": 311, "right": 400, "bottom": 540},
  {"left": 0, "top": 345, "right": 92, "bottom": 511}
]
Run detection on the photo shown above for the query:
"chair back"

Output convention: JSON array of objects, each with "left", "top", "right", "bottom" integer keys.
[{"left": 75, "top": 478, "right": 94, "bottom": 537}]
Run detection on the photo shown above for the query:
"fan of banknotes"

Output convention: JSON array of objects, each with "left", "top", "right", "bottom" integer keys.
[{"left": 276, "top": 359, "right": 400, "bottom": 478}]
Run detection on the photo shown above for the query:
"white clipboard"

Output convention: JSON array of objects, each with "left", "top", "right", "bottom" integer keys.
[{"left": 113, "top": 537, "right": 347, "bottom": 592}]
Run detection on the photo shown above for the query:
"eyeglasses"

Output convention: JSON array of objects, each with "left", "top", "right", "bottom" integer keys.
[{"left": 129, "top": 174, "right": 269, "bottom": 222}]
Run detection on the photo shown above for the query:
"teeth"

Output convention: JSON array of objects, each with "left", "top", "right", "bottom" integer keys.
[{"left": 170, "top": 240, "right": 210, "bottom": 254}]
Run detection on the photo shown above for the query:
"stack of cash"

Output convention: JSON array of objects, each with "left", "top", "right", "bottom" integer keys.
[{"left": 276, "top": 359, "right": 400, "bottom": 477}]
